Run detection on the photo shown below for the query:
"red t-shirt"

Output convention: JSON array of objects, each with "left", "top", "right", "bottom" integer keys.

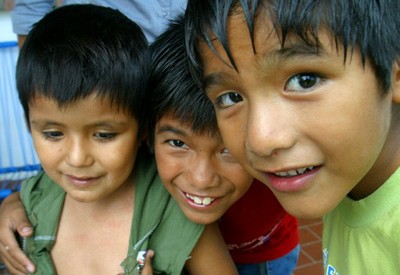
[{"left": 219, "top": 179, "right": 299, "bottom": 263}]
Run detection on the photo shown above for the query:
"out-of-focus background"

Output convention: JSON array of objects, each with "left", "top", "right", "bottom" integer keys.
[
  {"left": 1, "top": 3, "right": 41, "bottom": 273},
  {"left": 0, "top": 0, "right": 41, "bottom": 203}
]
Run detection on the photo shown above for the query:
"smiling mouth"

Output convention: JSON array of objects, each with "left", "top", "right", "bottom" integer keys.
[
  {"left": 185, "top": 193, "right": 216, "bottom": 206},
  {"left": 273, "top": 166, "right": 315, "bottom": 177}
]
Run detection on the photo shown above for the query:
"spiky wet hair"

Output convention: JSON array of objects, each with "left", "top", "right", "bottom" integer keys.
[
  {"left": 185, "top": 0, "right": 400, "bottom": 92},
  {"left": 147, "top": 15, "right": 219, "bottom": 147}
]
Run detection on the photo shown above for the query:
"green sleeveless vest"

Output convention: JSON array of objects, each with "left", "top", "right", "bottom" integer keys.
[{"left": 21, "top": 149, "right": 204, "bottom": 274}]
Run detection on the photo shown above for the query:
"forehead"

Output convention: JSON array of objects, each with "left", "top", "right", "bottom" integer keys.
[
  {"left": 199, "top": 10, "right": 341, "bottom": 71},
  {"left": 30, "top": 92, "right": 126, "bottom": 112},
  {"left": 28, "top": 93, "right": 134, "bottom": 122},
  {"left": 156, "top": 114, "right": 223, "bottom": 143}
]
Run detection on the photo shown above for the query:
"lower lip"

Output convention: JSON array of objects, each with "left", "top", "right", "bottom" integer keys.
[{"left": 263, "top": 167, "right": 320, "bottom": 193}]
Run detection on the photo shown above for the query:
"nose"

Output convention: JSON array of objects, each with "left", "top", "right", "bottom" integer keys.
[
  {"left": 187, "top": 155, "right": 220, "bottom": 190},
  {"left": 246, "top": 100, "right": 296, "bottom": 157},
  {"left": 65, "top": 137, "right": 94, "bottom": 167}
]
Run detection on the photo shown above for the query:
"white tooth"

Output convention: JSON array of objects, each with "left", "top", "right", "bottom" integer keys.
[
  {"left": 287, "top": 170, "right": 297, "bottom": 176},
  {"left": 275, "top": 172, "right": 288, "bottom": 177},
  {"left": 194, "top": 197, "right": 202, "bottom": 204},
  {"left": 202, "top": 197, "right": 212, "bottom": 205},
  {"left": 297, "top": 168, "right": 307, "bottom": 174}
]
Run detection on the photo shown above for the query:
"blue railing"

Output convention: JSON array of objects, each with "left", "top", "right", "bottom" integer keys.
[{"left": 0, "top": 41, "right": 41, "bottom": 197}]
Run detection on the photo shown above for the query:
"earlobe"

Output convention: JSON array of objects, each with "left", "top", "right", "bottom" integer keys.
[{"left": 392, "top": 60, "right": 400, "bottom": 103}]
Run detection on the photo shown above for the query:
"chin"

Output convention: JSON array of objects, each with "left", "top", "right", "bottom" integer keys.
[
  {"left": 185, "top": 211, "right": 218, "bottom": 225},
  {"left": 283, "top": 201, "right": 331, "bottom": 219}
]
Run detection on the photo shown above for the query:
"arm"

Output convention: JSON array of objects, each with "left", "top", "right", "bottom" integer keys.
[
  {"left": 185, "top": 223, "right": 237, "bottom": 275},
  {"left": 0, "top": 192, "right": 35, "bottom": 274}
]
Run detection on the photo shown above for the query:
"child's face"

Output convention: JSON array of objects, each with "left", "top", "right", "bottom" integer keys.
[
  {"left": 199, "top": 14, "right": 397, "bottom": 219},
  {"left": 154, "top": 114, "right": 253, "bottom": 224},
  {"left": 28, "top": 94, "right": 140, "bottom": 202}
]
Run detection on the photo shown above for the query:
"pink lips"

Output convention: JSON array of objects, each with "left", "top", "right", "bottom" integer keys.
[
  {"left": 66, "top": 175, "right": 98, "bottom": 188},
  {"left": 264, "top": 166, "right": 320, "bottom": 192},
  {"left": 181, "top": 191, "right": 219, "bottom": 210}
]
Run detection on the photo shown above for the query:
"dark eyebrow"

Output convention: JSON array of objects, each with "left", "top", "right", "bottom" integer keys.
[
  {"left": 278, "top": 43, "right": 324, "bottom": 58},
  {"left": 156, "top": 125, "right": 188, "bottom": 137},
  {"left": 203, "top": 72, "right": 234, "bottom": 94},
  {"left": 91, "top": 121, "right": 128, "bottom": 128},
  {"left": 203, "top": 43, "right": 327, "bottom": 92},
  {"left": 30, "top": 120, "right": 63, "bottom": 127}
]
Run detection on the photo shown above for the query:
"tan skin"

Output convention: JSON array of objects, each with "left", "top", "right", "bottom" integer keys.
[
  {"left": 200, "top": 12, "right": 400, "bottom": 219},
  {"left": 154, "top": 114, "right": 252, "bottom": 225},
  {"left": 0, "top": 95, "right": 237, "bottom": 274},
  {"left": 0, "top": 115, "right": 249, "bottom": 274}
]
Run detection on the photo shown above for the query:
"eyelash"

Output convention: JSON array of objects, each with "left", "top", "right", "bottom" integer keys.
[
  {"left": 167, "top": 139, "right": 189, "bottom": 150},
  {"left": 94, "top": 132, "right": 117, "bottom": 141},
  {"left": 213, "top": 72, "right": 325, "bottom": 109},
  {"left": 41, "top": 131, "right": 63, "bottom": 140},
  {"left": 40, "top": 132, "right": 117, "bottom": 141},
  {"left": 285, "top": 72, "right": 324, "bottom": 92},
  {"left": 215, "top": 92, "right": 243, "bottom": 108}
]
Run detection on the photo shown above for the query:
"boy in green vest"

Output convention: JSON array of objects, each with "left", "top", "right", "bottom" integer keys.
[{"left": 0, "top": 4, "right": 236, "bottom": 274}]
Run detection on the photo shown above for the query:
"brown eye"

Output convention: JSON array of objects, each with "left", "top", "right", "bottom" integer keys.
[
  {"left": 168, "top": 139, "right": 189, "bottom": 150},
  {"left": 286, "top": 73, "right": 321, "bottom": 92},
  {"left": 216, "top": 92, "right": 243, "bottom": 107}
]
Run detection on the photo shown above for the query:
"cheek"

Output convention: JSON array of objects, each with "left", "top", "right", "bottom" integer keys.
[
  {"left": 31, "top": 138, "right": 59, "bottom": 170},
  {"left": 104, "top": 142, "right": 138, "bottom": 176},
  {"left": 224, "top": 165, "right": 253, "bottom": 193},
  {"left": 218, "top": 121, "right": 247, "bottom": 163},
  {"left": 154, "top": 151, "right": 177, "bottom": 183}
]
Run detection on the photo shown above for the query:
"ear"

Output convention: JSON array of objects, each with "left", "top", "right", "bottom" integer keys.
[{"left": 392, "top": 59, "right": 400, "bottom": 103}]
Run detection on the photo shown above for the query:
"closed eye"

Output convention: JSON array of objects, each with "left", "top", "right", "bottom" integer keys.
[
  {"left": 42, "top": 131, "right": 63, "bottom": 140},
  {"left": 94, "top": 132, "right": 117, "bottom": 141}
]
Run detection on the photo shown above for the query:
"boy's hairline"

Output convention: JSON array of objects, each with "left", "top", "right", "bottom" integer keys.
[
  {"left": 156, "top": 111, "right": 221, "bottom": 138},
  {"left": 186, "top": 0, "right": 399, "bottom": 93}
]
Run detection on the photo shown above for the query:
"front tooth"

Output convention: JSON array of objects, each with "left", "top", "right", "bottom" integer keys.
[
  {"left": 202, "top": 197, "right": 212, "bottom": 205},
  {"left": 194, "top": 197, "right": 202, "bottom": 204},
  {"left": 275, "top": 171, "right": 288, "bottom": 177},
  {"left": 287, "top": 170, "right": 297, "bottom": 176},
  {"left": 297, "top": 168, "right": 307, "bottom": 174}
]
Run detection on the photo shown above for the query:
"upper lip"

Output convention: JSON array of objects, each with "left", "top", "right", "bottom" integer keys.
[{"left": 181, "top": 190, "right": 221, "bottom": 199}]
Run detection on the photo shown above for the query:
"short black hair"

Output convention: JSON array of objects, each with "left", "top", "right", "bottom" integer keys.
[
  {"left": 185, "top": 0, "right": 400, "bottom": 92},
  {"left": 147, "top": 15, "right": 219, "bottom": 147},
  {"left": 17, "top": 4, "right": 149, "bottom": 136}
]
